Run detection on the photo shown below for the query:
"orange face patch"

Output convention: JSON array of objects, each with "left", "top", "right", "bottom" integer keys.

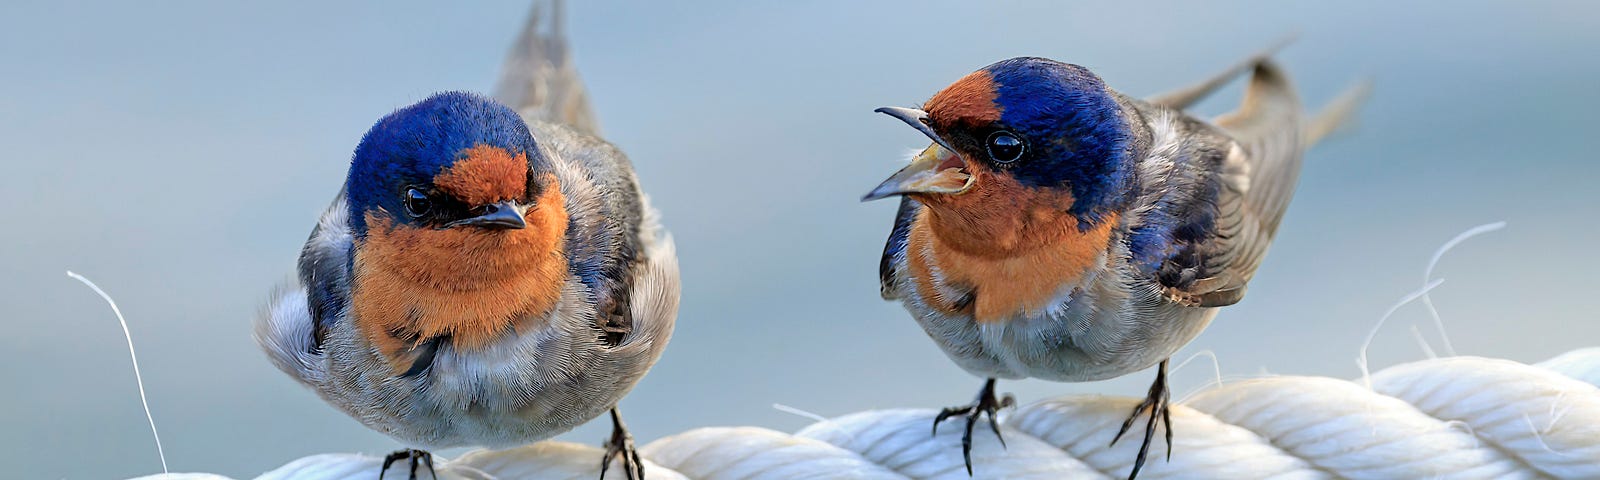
[
  {"left": 908, "top": 169, "right": 1118, "bottom": 322},
  {"left": 353, "top": 174, "right": 568, "bottom": 372},
  {"left": 434, "top": 145, "right": 529, "bottom": 205},
  {"left": 925, "top": 70, "right": 1002, "bottom": 128}
]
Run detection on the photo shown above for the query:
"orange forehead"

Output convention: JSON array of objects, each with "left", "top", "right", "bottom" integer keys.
[
  {"left": 925, "top": 70, "right": 1001, "bottom": 127},
  {"left": 434, "top": 145, "right": 529, "bottom": 205}
]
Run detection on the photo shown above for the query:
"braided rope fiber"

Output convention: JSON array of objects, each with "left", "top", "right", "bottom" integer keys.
[{"left": 135, "top": 348, "right": 1600, "bottom": 480}]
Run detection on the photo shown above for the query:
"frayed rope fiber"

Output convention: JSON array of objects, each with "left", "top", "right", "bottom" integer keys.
[{"left": 136, "top": 348, "right": 1600, "bottom": 480}]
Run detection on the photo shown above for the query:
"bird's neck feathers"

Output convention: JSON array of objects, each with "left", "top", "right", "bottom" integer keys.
[
  {"left": 910, "top": 172, "right": 1119, "bottom": 322},
  {"left": 351, "top": 176, "right": 569, "bottom": 371}
]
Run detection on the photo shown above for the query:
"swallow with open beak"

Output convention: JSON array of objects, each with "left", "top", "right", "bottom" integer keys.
[{"left": 865, "top": 49, "right": 1366, "bottom": 479}]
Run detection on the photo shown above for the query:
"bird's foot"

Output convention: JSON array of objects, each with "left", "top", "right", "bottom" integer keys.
[
  {"left": 600, "top": 407, "right": 644, "bottom": 480},
  {"left": 378, "top": 449, "right": 436, "bottom": 480},
  {"left": 1110, "top": 359, "right": 1173, "bottom": 480},
  {"left": 932, "top": 378, "right": 1015, "bottom": 476}
]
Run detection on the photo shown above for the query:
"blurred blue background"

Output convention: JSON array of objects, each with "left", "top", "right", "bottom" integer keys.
[{"left": 2, "top": 1, "right": 1597, "bottom": 478}]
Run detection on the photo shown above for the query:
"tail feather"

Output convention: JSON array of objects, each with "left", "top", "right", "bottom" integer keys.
[
  {"left": 1217, "top": 61, "right": 1304, "bottom": 244},
  {"left": 493, "top": 0, "right": 600, "bottom": 135},
  {"left": 1215, "top": 61, "right": 1300, "bottom": 133},
  {"left": 1146, "top": 34, "right": 1297, "bottom": 110},
  {"left": 1304, "top": 80, "right": 1373, "bottom": 146}
]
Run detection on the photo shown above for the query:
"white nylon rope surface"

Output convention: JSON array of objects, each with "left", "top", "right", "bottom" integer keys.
[{"left": 131, "top": 349, "right": 1600, "bottom": 480}]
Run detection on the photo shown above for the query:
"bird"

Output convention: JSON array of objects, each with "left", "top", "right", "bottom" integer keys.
[
  {"left": 254, "top": 2, "right": 678, "bottom": 479},
  {"left": 863, "top": 45, "right": 1366, "bottom": 479}
]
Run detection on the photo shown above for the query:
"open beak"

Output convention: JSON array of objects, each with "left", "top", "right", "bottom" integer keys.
[
  {"left": 862, "top": 107, "right": 973, "bottom": 201},
  {"left": 448, "top": 200, "right": 528, "bottom": 230}
]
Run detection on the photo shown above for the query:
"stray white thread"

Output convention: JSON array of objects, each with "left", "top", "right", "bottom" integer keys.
[
  {"left": 67, "top": 271, "right": 168, "bottom": 474},
  {"left": 1441, "top": 419, "right": 1482, "bottom": 450},
  {"left": 1547, "top": 390, "right": 1575, "bottom": 430},
  {"left": 1171, "top": 350, "right": 1225, "bottom": 404},
  {"left": 1358, "top": 278, "right": 1444, "bottom": 389},
  {"left": 1409, "top": 325, "right": 1438, "bottom": 359},
  {"left": 772, "top": 403, "right": 829, "bottom": 424},
  {"left": 774, "top": 403, "right": 859, "bottom": 445},
  {"left": 1522, "top": 413, "right": 1573, "bottom": 457},
  {"left": 1420, "top": 221, "right": 1506, "bottom": 357}
]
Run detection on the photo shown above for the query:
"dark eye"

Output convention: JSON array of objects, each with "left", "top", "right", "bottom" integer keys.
[
  {"left": 986, "top": 131, "right": 1026, "bottom": 163},
  {"left": 404, "top": 188, "right": 432, "bottom": 218}
]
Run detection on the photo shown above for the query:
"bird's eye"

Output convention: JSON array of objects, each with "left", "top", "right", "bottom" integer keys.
[
  {"left": 404, "top": 188, "right": 432, "bottom": 218},
  {"left": 986, "top": 131, "right": 1026, "bottom": 164}
]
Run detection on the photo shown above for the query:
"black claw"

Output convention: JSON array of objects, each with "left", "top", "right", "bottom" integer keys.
[
  {"left": 985, "top": 409, "right": 1005, "bottom": 449},
  {"left": 379, "top": 454, "right": 398, "bottom": 480},
  {"left": 1162, "top": 397, "right": 1174, "bottom": 462},
  {"left": 962, "top": 409, "right": 978, "bottom": 475},
  {"left": 1109, "top": 360, "right": 1174, "bottom": 480},
  {"left": 601, "top": 407, "right": 645, "bottom": 480},
  {"left": 378, "top": 449, "right": 435, "bottom": 480},
  {"left": 930, "top": 378, "right": 1012, "bottom": 477},
  {"left": 933, "top": 407, "right": 961, "bottom": 436}
]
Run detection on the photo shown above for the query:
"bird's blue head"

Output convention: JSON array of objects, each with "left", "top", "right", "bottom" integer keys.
[
  {"left": 346, "top": 91, "right": 552, "bottom": 237},
  {"left": 864, "top": 57, "right": 1135, "bottom": 229},
  {"left": 340, "top": 92, "right": 573, "bottom": 363}
]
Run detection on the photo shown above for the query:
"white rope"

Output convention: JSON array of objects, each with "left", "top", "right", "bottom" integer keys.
[
  {"left": 1539, "top": 348, "right": 1600, "bottom": 387},
  {"left": 130, "top": 349, "right": 1600, "bottom": 480}
]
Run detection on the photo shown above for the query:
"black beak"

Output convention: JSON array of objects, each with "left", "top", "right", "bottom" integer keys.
[
  {"left": 874, "top": 106, "right": 958, "bottom": 154},
  {"left": 863, "top": 106, "right": 974, "bottom": 201},
  {"left": 449, "top": 200, "right": 527, "bottom": 230}
]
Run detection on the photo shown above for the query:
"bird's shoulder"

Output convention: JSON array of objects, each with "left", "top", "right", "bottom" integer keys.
[
  {"left": 1121, "top": 100, "right": 1280, "bottom": 308},
  {"left": 1124, "top": 61, "right": 1309, "bottom": 308},
  {"left": 254, "top": 195, "right": 350, "bottom": 382},
  {"left": 878, "top": 196, "right": 922, "bottom": 300},
  {"left": 297, "top": 192, "right": 356, "bottom": 350},
  {"left": 532, "top": 121, "right": 648, "bottom": 344},
  {"left": 1120, "top": 94, "right": 1305, "bottom": 308}
]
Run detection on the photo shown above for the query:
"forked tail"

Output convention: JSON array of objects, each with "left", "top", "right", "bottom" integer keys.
[{"left": 493, "top": 0, "right": 600, "bottom": 135}]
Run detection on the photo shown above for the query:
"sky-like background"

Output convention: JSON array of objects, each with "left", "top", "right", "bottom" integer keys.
[{"left": 3, "top": 1, "right": 1598, "bottom": 478}]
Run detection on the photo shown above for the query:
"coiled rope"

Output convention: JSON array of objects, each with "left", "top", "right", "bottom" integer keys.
[{"left": 136, "top": 348, "right": 1600, "bottom": 480}]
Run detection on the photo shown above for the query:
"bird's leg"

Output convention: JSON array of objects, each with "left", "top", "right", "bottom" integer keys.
[
  {"left": 600, "top": 407, "right": 644, "bottom": 480},
  {"left": 420, "top": 452, "right": 436, "bottom": 480},
  {"left": 378, "top": 449, "right": 436, "bottom": 480},
  {"left": 932, "top": 378, "right": 1016, "bottom": 476},
  {"left": 1110, "top": 359, "right": 1173, "bottom": 480}
]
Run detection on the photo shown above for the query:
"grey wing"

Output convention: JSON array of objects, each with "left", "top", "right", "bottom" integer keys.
[
  {"left": 879, "top": 197, "right": 920, "bottom": 300},
  {"left": 1156, "top": 61, "right": 1306, "bottom": 307},
  {"left": 534, "top": 124, "right": 645, "bottom": 344},
  {"left": 608, "top": 203, "right": 680, "bottom": 371},
  {"left": 255, "top": 195, "right": 352, "bottom": 384},
  {"left": 297, "top": 193, "right": 354, "bottom": 347},
  {"left": 493, "top": 0, "right": 600, "bottom": 136},
  {"left": 496, "top": 0, "right": 645, "bottom": 342},
  {"left": 1146, "top": 36, "right": 1294, "bottom": 110}
]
